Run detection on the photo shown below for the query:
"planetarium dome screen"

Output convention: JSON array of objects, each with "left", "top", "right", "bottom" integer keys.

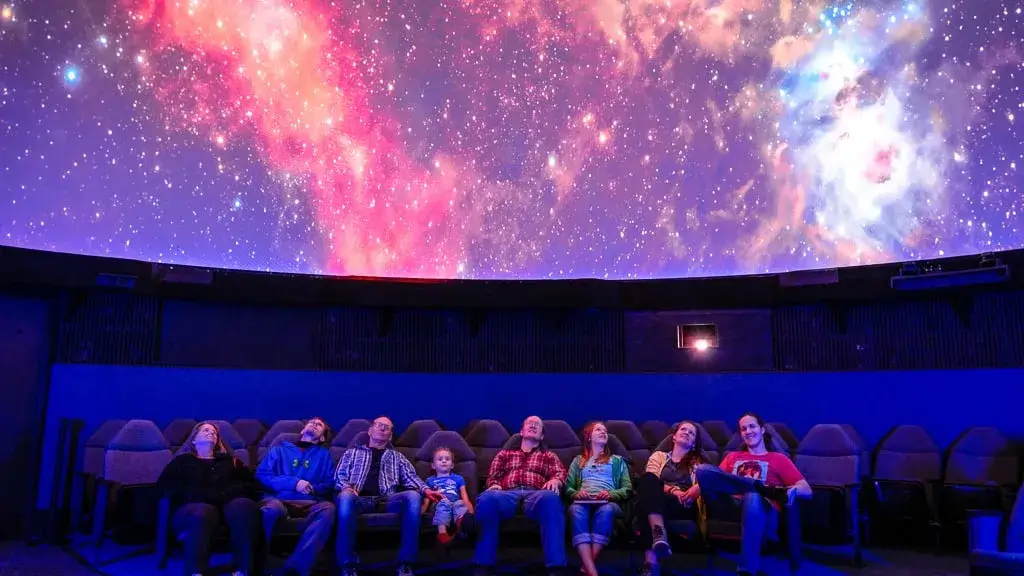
[{"left": 0, "top": 0, "right": 1019, "bottom": 280}]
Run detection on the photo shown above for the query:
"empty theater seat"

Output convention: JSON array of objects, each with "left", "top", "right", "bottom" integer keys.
[
  {"left": 795, "top": 423, "right": 864, "bottom": 566},
  {"left": 940, "top": 427, "right": 1020, "bottom": 547},
  {"left": 162, "top": 418, "right": 197, "bottom": 453},
  {"left": 605, "top": 420, "right": 650, "bottom": 477},
  {"left": 464, "top": 420, "right": 510, "bottom": 484},
  {"left": 969, "top": 482, "right": 1024, "bottom": 576},
  {"left": 395, "top": 419, "right": 443, "bottom": 462},
  {"left": 869, "top": 425, "right": 942, "bottom": 547},
  {"left": 640, "top": 420, "right": 670, "bottom": 450},
  {"left": 701, "top": 420, "right": 733, "bottom": 450},
  {"left": 92, "top": 420, "right": 173, "bottom": 546},
  {"left": 70, "top": 419, "right": 126, "bottom": 531},
  {"left": 840, "top": 424, "right": 872, "bottom": 478},
  {"left": 257, "top": 420, "right": 305, "bottom": 463}
]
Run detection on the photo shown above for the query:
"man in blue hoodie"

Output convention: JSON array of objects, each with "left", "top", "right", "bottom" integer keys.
[{"left": 257, "top": 417, "right": 337, "bottom": 576}]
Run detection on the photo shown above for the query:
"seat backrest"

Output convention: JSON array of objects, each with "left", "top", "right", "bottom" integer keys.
[
  {"left": 945, "top": 426, "right": 1019, "bottom": 486},
  {"left": 207, "top": 420, "right": 249, "bottom": 467},
  {"left": 83, "top": 419, "right": 127, "bottom": 476},
  {"left": 605, "top": 421, "right": 649, "bottom": 476},
  {"left": 874, "top": 425, "right": 941, "bottom": 482},
  {"left": 840, "top": 424, "right": 872, "bottom": 476},
  {"left": 767, "top": 422, "right": 801, "bottom": 453},
  {"left": 162, "top": 418, "right": 198, "bottom": 452},
  {"left": 640, "top": 421, "right": 670, "bottom": 449},
  {"left": 701, "top": 420, "right": 733, "bottom": 449},
  {"left": 104, "top": 420, "right": 173, "bottom": 485},
  {"left": 232, "top": 419, "right": 267, "bottom": 447},
  {"left": 334, "top": 419, "right": 372, "bottom": 448},
  {"left": 464, "top": 420, "right": 510, "bottom": 480},
  {"left": 395, "top": 420, "right": 444, "bottom": 461},
  {"left": 258, "top": 420, "right": 305, "bottom": 461},
  {"left": 414, "top": 431, "right": 480, "bottom": 500},
  {"left": 794, "top": 424, "right": 860, "bottom": 486},
  {"left": 542, "top": 420, "right": 582, "bottom": 467}
]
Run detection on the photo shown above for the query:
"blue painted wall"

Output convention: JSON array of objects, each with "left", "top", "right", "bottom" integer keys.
[{"left": 38, "top": 363, "right": 1024, "bottom": 509}]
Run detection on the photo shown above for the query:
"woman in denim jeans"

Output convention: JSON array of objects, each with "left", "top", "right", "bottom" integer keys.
[{"left": 564, "top": 421, "right": 633, "bottom": 576}]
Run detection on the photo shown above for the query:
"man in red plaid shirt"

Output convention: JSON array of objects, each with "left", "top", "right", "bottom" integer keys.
[{"left": 473, "top": 416, "right": 567, "bottom": 576}]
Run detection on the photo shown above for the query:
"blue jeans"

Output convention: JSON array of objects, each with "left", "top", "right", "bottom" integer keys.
[
  {"left": 475, "top": 488, "right": 566, "bottom": 567},
  {"left": 569, "top": 502, "right": 620, "bottom": 546},
  {"left": 261, "top": 499, "right": 336, "bottom": 576},
  {"left": 695, "top": 465, "right": 801, "bottom": 574},
  {"left": 335, "top": 490, "right": 423, "bottom": 566},
  {"left": 432, "top": 498, "right": 469, "bottom": 526}
]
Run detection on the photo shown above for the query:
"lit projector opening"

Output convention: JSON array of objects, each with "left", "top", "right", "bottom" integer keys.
[{"left": 677, "top": 323, "right": 718, "bottom": 351}]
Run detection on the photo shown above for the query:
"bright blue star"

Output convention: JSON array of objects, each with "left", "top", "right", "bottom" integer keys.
[{"left": 62, "top": 65, "right": 81, "bottom": 87}]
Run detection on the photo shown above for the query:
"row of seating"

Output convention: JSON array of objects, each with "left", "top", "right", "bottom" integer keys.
[{"left": 82, "top": 417, "right": 1020, "bottom": 489}]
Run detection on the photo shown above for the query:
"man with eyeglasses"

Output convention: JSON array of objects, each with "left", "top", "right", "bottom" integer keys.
[{"left": 334, "top": 416, "right": 444, "bottom": 576}]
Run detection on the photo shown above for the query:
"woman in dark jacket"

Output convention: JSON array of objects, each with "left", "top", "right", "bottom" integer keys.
[{"left": 157, "top": 421, "right": 261, "bottom": 576}]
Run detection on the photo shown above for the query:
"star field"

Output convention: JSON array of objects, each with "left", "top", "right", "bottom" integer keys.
[{"left": 0, "top": 0, "right": 1021, "bottom": 279}]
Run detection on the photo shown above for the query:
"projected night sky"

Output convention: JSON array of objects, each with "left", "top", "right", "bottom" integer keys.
[{"left": 0, "top": 0, "right": 1020, "bottom": 279}]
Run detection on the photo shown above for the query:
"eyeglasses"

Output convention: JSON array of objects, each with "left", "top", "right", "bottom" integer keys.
[{"left": 372, "top": 422, "right": 393, "bottom": 431}]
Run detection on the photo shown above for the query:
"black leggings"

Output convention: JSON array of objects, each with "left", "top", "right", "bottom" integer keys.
[
  {"left": 635, "top": 473, "right": 701, "bottom": 547},
  {"left": 171, "top": 498, "right": 261, "bottom": 576}
]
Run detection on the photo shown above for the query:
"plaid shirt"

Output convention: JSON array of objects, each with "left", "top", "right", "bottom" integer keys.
[
  {"left": 334, "top": 444, "right": 427, "bottom": 496},
  {"left": 487, "top": 445, "right": 566, "bottom": 490}
]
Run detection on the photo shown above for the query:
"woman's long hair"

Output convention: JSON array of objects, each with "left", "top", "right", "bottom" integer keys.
[
  {"left": 179, "top": 421, "right": 233, "bottom": 458},
  {"left": 580, "top": 421, "right": 613, "bottom": 465},
  {"left": 674, "top": 420, "right": 709, "bottom": 469},
  {"left": 737, "top": 412, "right": 776, "bottom": 452}
]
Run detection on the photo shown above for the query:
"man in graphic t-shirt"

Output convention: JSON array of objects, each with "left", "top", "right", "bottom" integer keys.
[
  {"left": 333, "top": 416, "right": 444, "bottom": 576},
  {"left": 695, "top": 413, "right": 811, "bottom": 576}
]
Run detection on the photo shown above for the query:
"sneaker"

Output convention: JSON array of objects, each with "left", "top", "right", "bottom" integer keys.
[
  {"left": 341, "top": 569, "right": 359, "bottom": 576},
  {"left": 651, "top": 525, "right": 672, "bottom": 558},
  {"left": 437, "top": 531, "right": 454, "bottom": 545},
  {"left": 396, "top": 563, "right": 414, "bottom": 576},
  {"left": 639, "top": 563, "right": 657, "bottom": 576}
]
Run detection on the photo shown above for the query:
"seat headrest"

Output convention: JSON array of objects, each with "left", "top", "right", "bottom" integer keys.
[
  {"left": 260, "top": 420, "right": 305, "bottom": 446},
  {"left": 108, "top": 420, "right": 169, "bottom": 451},
  {"left": 162, "top": 419, "right": 198, "bottom": 445},
  {"left": 878, "top": 425, "right": 939, "bottom": 453},
  {"left": 542, "top": 420, "right": 581, "bottom": 449},
  {"left": 396, "top": 420, "right": 443, "bottom": 447},
  {"left": 605, "top": 421, "right": 647, "bottom": 450},
  {"left": 415, "top": 431, "right": 476, "bottom": 461},
  {"left": 465, "top": 420, "right": 510, "bottom": 447},
  {"left": 87, "top": 420, "right": 128, "bottom": 447},
  {"left": 333, "top": 419, "right": 372, "bottom": 447},
  {"left": 271, "top": 432, "right": 302, "bottom": 448},
  {"left": 949, "top": 427, "right": 1014, "bottom": 457},
  {"left": 207, "top": 420, "right": 246, "bottom": 449},
  {"left": 797, "top": 424, "right": 858, "bottom": 457}
]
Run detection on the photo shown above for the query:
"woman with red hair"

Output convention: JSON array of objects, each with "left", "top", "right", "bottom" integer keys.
[{"left": 564, "top": 421, "right": 632, "bottom": 576}]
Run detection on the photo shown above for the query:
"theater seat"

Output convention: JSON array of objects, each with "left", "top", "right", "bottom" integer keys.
[
  {"left": 941, "top": 427, "right": 1020, "bottom": 548},
  {"left": 768, "top": 422, "right": 801, "bottom": 454},
  {"left": 701, "top": 420, "right": 733, "bottom": 451},
  {"left": 640, "top": 420, "right": 670, "bottom": 450},
  {"left": 71, "top": 419, "right": 126, "bottom": 532},
  {"left": 655, "top": 424, "right": 719, "bottom": 465},
  {"left": 605, "top": 420, "right": 650, "bottom": 478},
  {"left": 231, "top": 418, "right": 266, "bottom": 466},
  {"left": 464, "top": 420, "right": 510, "bottom": 485},
  {"left": 162, "top": 418, "right": 197, "bottom": 454},
  {"left": 726, "top": 423, "right": 791, "bottom": 458},
  {"left": 502, "top": 420, "right": 580, "bottom": 468},
  {"left": 869, "top": 425, "right": 941, "bottom": 547},
  {"left": 414, "top": 431, "right": 479, "bottom": 501},
  {"left": 257, "top": 420, "right": 304, "bottom": 463},
  {"left": 395, "top": 420, "right": 443, "bottom": 462},
  {"left": 331, "top": 419, "right": 371, "bottom": 462},
  {"left": 207, "top": 420, "right": 249, "bottom": 467},
  {"left": 840, "top": 424, "right": 872, "bottom": 477},
  {"left": 92, "top": 420, "right": 173, "bottom": 547},
  {"left": 795, "top": 424, "right": 863, "bottom": 566},
  {"left": 969, "top": 483, "right": 1024, "bottom": 576}
]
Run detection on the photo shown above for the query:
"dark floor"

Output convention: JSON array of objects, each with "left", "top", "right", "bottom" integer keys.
[{"left": 0, "top": 539, "right": 969, "bottom": 576}]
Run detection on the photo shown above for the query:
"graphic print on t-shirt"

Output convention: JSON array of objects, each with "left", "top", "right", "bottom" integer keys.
[
  {"left": 427, "top": 475, "right": 465, "bottom": 502},
  {"left": 731, "top": 459, "right": 769, "bottom": 481}
]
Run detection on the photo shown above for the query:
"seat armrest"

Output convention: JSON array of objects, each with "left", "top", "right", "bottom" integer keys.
[{"left": 968, "top": 509, "right": 1005, "bottom": 552}]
